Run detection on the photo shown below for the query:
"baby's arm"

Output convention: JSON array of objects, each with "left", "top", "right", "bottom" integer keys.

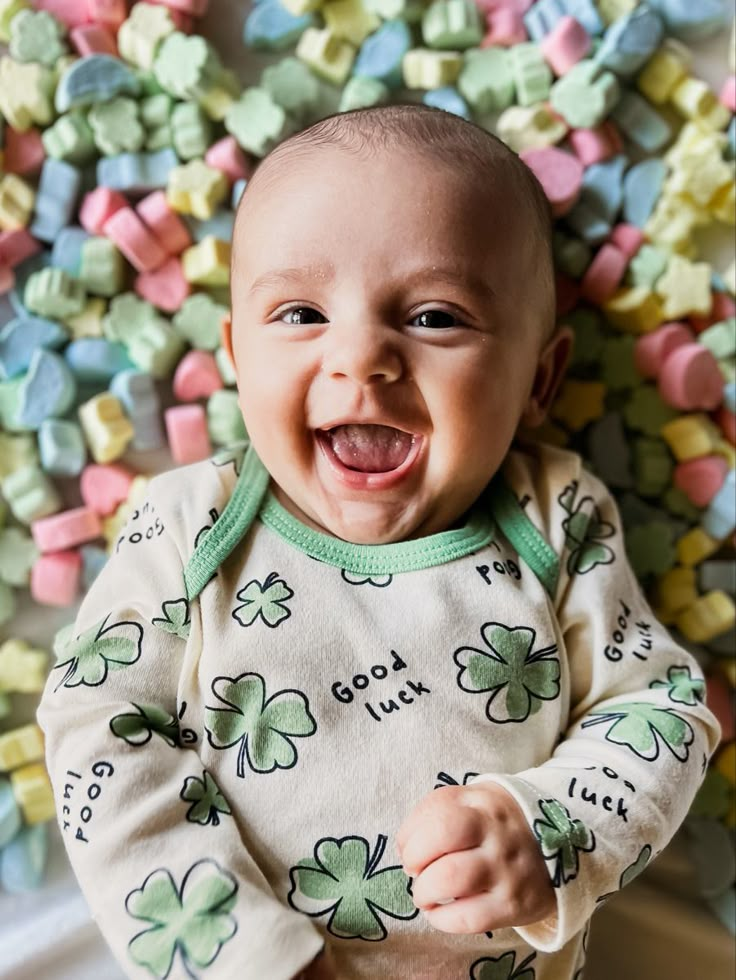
[
  {"left": 37, "top": 477, "right": 324, "bottom": 980},
  {"left": 397, "top": 458, "right": 720, "bottom": 949}
]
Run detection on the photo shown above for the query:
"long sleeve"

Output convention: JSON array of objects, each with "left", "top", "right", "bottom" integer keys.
[
  {"left": 471, "top": 450, "right": 721, "bottom": 952},
  {"left": 36, "top": 475, "right": 324, "bottom": 980}
]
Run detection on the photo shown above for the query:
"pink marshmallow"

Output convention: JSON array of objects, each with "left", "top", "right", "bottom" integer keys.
[
  {"left": 80, "top": 462, "right": 135, "bottom": 516},
  {"left": 70, "top": 23, "right": 118, "bottom": 55},
  {"left": 135, "top": 257, "right": 191, "bottom": 313},
  {"left": 540, "top": 16, "right": 591, "bottom": 76},
  {"left": 715, "top": 405, "right": 736, "bottom": 446},
  {"left": 205, "top": 137, "right": 251, "bottom": 185},
  {"left": 580, "top": 243, "right": 628, "bottom": 304},
  {"left": 173, "top": 350, "right": 223, "bottom": 402},
  {"left": 3, "top": 127, "right": 45, "bottom": 177},
  {"left": 31, "top": 506, "right": 102, "bottom": 553},
  {"left": 103, "top": 207, "right": 169, "bottom": 273},
  {"left": 86, "top": 0, "right": 127, "bottom": 30},
  {"left": 481, "top": 6, "right": 527, "bottom": 46},
  {"left": 706, "top": 673, "right": 735, "bottom": 744},
  {"left": 31, "top": 0, "right": 90, "bottom": 26},
  {"left": 608, "top": 223, "right": 644, "bottom": 259},
  {"left": 0, "top": 229, "right": 42, "bottom": 269},
  {"left": 720, "top": 75, "right": 736, "bottom": 111},
  {"left": 79, "top": 187, "right": 127, "bottom": 235},
  {"left": 690, "top": 292, "right": 736, "bottom": 333},
  {"left": 165, "top": 404, "right": 212, "bottom": 464},
  {"left": 148, "top": 0, "right": 208, "bottom": 16},
  {"left": 520, "top": 146, "right": 583, "bottom": 216},
  {"left": 30, "top": 550, "right": 82, "bottom": 607},
  {"left": 634, "top": 322, "right": 693, "bottom": 379},
  {"left": 0, "top": 263, "right": 14, "bottom": 295},
  {"left": 674, "top": 455, "right": 729, "bottom": 507},
  {"left": 136, "top": 191, "right": 192, "bottom": 255},
  {"left": 568, "top": 121, "right": 623, "bottom": 166},
  {"left": 658, "top": 342, "right": 724, "bottom": 411}
]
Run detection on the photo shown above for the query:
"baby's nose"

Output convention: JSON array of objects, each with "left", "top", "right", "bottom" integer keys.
[{"left": 322, "top": 323, "right": 403, "bottom": 385}]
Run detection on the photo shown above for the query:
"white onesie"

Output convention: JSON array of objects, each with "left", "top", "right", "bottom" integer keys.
[{"left": 37, "top": 438, "right": 719, "bottom": 980}]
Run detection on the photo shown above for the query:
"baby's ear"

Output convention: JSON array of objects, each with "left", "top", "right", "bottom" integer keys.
[
  {"left": 521, "top": 324, "right": 574, "bottom": 427},
  {"left": 221, "top": 313, "right": 237, "bottom": 371}
]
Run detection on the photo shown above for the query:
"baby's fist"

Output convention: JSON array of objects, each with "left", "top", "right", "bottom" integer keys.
[
  {"left": 293, "top": 945, "right": 336, "bottom": 980},
  {"left": 396, "top": 782, "right": 555, "bottom": 934}
]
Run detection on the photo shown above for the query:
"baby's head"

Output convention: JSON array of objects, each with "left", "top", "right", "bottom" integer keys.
[{"left": 223, "top": 104, "right": 572, "bottom": 545}]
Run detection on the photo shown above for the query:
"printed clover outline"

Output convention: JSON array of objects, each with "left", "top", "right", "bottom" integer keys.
[
  {"left": 180, "top": 770, "right": 232, "bottom": 827},
  {"left": 340, "top": 569, "right": 393, "bottom": 588},
  {"left": 110, "top": 703, "right": 180, "bottom": 748},
  {"left": 232, "top": 571, "right": 294, "bottom": 628},
  {"left": 649, "top": 665, "right": 705, "bottom": 706},
  {"left": 152, "top": 599, "right": 191, "bottom": 640},
  {"left": 558, "top": 482, "right": 615, "bottom": 576},
  {"left": 581, "top": 700, "right": 694, "bottom": 762},
  {"left": 53, "top": 614, "right": 143, "bottom": 691},
  {"left": 125, "top": 858, "right": 238, "bottom": 980},
  {"left": 470, "top": 950, "right": 537, "bottom": 980},
  {"left": 287, "top": 834, "right": 418, "bottom": 941},
  {"left": 454, "top": 621, "right": 560, "bottom": 724},
  {"left": 205, "top": 672, "right": 316, "bottom": 777},
  {"left": 596, "top": 844, "right": 652, "bottom": 905},
  {"left": 211, "top": 442, "right": 248, "bottom": 476},
  {"left": 533, "top": 799, "right": 596, "bottom": 888}
]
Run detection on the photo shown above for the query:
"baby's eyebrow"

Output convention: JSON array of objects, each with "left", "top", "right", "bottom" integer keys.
[{"left": 248, "top": 264, "right": 336, "bottom": 296}]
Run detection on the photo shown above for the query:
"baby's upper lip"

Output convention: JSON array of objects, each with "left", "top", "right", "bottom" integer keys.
[{"left": 315, "top": 417, "right": 421, "bottom": 435}]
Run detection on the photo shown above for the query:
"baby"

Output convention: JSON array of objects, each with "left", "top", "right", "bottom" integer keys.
[{"left": 38, "top": 104, "right": 719, "bottom": 980}]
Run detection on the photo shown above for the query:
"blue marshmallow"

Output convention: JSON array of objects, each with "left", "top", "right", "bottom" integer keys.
[
  {"left": 610, "top": 90, "right": 671, "bottom": 152},
  {"left": 17, "top": 349, "right": 77, "bottom": 429},
  {"left": 64, "top": 337, "right": 135, "bottom": 384},
  {"left": 55, "top": 54, "right": 141, "bottom": 112},
  {"left": 0, "top": 315, "right": 69, "bottom": 380},
  {"left": 422, "top": 86, "right": 471, "bottom": 119},
  {"left": 353, "top": 20, "right": 412, "bottom": 89},
  {"left": 594, "top": 5, "right": 664, "bottom": 77},
  {"left": 80, "top": 543, "right": 109, "bottom": 588},
  {"left": 97, "top": 148, "right": 179, "bottom": 194},
  {"left": 0, "top": 779, "right": 21, "bottom": 849},
  {"left": 30, "top": 159, "right": 82, "bottom": 244},
  {"left": 38, "top": 418, "right": 87, "bottom": 477},
  {"left": 646, "top": 0, "right": 732, "bottom": 41},
  {"left": 623, "top": 157, "right": 667, "bottom": 226},
  {"left": 703, "top": 470, "right": 736, "bottom": 540},
  {"left": 243, "top": 0, "right": 316, "bottom": 51},
  {"left": 0, "top": 823, "right": 49, "bottom": 893},
  {"left": 51, "top": 226, "right": 91, "bottom": 276},
  {"left": 110, "top": 369, "right": 164, "bottom": 450}
]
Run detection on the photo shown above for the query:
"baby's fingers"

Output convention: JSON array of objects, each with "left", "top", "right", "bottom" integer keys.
[
  {"left": 411, "top": 848, "right": 492, "bottom": 910},
  {"left": 421, "top": 883, "right": 551, "bottom": 935},
  {"left": 397, "top": 790, "right": 483, "bottom": 877}
]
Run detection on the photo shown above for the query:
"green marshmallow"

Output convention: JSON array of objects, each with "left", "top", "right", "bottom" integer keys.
[
  {"left": 9, "top": 9, "right": 67, "bottom": 67},
  {"left": 103, "top": 293, "right": 162, "bottom": 345},
  {"left": 0, "top": 527, "right": 39, "bottom": 587},
  {"left": 0, "top": 376, "right": 27, "bottom": 433},
  {"left": 625, "top": 521, "right": 676, "bottom": 578},
  {"left": 171, "top": 102, "right": 213, "bottom": 161},
  {"left": 225, "top": 87, "right": 291, "bottom": 158},
  {"left": 339, "top": 75, "right": 390, "bottom": 112},
  {"left": 566, "top": 309, "right": 605, "bottom": 368},
  {"left": 633, "top": 437, "right": 673, "bottom": 497},
  {"left": 146, "top": 123, "right": 173, "bottom": 151},
  {"left": 261, "top": 57, "right": 322, "bottom": 121},
  {"left": 88, "top": 97, "right": 145, "bottom": 156},
  {"left": 207, "top": 389, "right": 248, "bottom": 447},
  {"left": 550, "top": 59, "right": 620, "bottom": 129},
  {"left": 215, "top": 346, "right": 238, "bottom": 386},
  {"left": 364, "top": 0, "right": 425, "bottom": 22},
  {"left": 173, "top": 293, "right": 229, "bottom": 351},
  {"left": 153, "top": 32, "right": 226, "bottom": 102},
  {"left": 0, "top": 432, "right": 38, "bottom": 479},
  {"left": 699, "top": 318, "right": 736, "bottom": 360},
  {"left": 140, "top": 93, "right": 174, "bottom": 130},
  {"left": 553, "top": 231, "right": 592, "bottom": 279},
  {"left": 24, "top": 268, "right": 86, "bottom": 320},
  {"left": 0, "top": 582, "right": 15, "bottom": 627},
  {"left": 422, "top": 0, "right": 483, "bottom": 50},
  {"left": 41, "top": 112, "right": 96, "bottom": 164},
  {"left": 79, "top": 237, "right": 127, "bottom": 298},
  {"left": 623, "top": 385, "right": 678, "bottom": 437},
  {"left": 457, "top": 48, "right": 514, "bottom": 114},
  {"left": 626, "top": 244, "right": 669, "bottom": 289},
  {"left": 125, "top": 320, "right": 185, "bottom": 379},
  {"left": 663, "top": 486, "right": 702, "bottom": 523},
  {"left": 2, "top": 463, "right": 61, "bottom": 524},
  {"left": 601, "top": 335, "right": 639, "bottom": 390},
  {"left": 508, "top": 42, "right": 552, "bottom": 107}
]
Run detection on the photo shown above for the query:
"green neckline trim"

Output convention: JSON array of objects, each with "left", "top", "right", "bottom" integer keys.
[
  {"left": 258, "top": 491, "right": 495, "bottom": 575},
  {"left": 485, "top": 477, "right": 559, "bottom": 598}
]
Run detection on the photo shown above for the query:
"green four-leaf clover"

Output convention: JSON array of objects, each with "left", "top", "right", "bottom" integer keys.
[
  {"left": 288, "top": 834, "right": 418, "bottom": 941},
  {"left": 205, "top": 672, "right": 316, "bottom": 777},
  {"left": 650, "top": 665, "right": 705, "bottom": 706},
  {"left": 558, "top": 483, "right": 615, "bottom": 575},
  {"left": 53, "top": 614, "right": 143, "bottom": 690},
  {"left": 110, "top": 703, "right": 180, "bottom": 748},
  {"left": 534, "top": 799, "right": 595, "bottom": 888},
  {"left": 152, "top": 599, "right": 191, "bottom": 640},
  {"left": 180, "top": 770, "right": 231, "bottom": 827},
  {"left": 581, "top": 701, "right": 694, "bottom": 762},
  {"left": 232, "top": 572, "right": 294, "bottom": 628},
  {"left": 454, "top": 622, "right": 560, "bottom": 723},
  {"left": 126, "top": 859, "right": 237, "bottom": 979},
  {"left": 470, "top": 950, "right": 537, "bottom": 980}
]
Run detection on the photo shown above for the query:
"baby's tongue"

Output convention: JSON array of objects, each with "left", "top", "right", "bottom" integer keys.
[{"left": 327, "top": 424, "right": 413, "bottom": 472}]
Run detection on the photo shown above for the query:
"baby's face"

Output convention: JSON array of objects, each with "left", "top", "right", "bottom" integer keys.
[{"left": 226, "top": 146, "right": 569, "bottom": 544}]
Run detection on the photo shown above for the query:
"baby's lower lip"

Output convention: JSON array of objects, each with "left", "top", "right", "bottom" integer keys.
[{"left": 314, "top": 430, "right": 424, "bottom": 490}]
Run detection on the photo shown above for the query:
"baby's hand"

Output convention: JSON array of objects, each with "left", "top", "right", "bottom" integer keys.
[
  {"left": 293, "top": 945, "right": 336, "bottom": 980},
  {"left": 395, "top": 782, "right": 555, "bottom": 934}
]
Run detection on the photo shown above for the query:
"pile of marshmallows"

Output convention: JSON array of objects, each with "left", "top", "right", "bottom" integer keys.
[{"left": 0, "top": 0, "right": 734, "bottom": 917}]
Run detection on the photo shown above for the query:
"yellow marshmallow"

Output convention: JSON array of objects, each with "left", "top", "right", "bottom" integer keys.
[
  {"left": 0, "top": 723, "right": 44, "bottom": 772},
  {"left": 296, "top": 27, "right": 356, "bottom": 86},
  {"left": 655, "top": 254, "right": 712, "bottom": 319},
  {"left": 602, "top": 286, "right": 664, "bottom": 334},
  {"left": 676, "top": 590, "right": 736, "bottom": 643},
  {"left": 0, "top": 639, "right": 47, "bottom": 694},
  {"left": 167, "top": 160, "right": 229, "bottom": 222},
  {"left": 676, "top": 527, "right": 720, "bottom": 567},
  {"left": 10, "top": 762, "right": 55, "bottom": 824},
  {"left": 637, "top": 40, "right": 691, "bottom": 104},
  {"left": 402, "top": 48, "right": 463, "bottom": 89},
  {"left": 550, "top": 380, "right": 606, "bottom": 431},
  {"left": 661, "top": 413, "right": 721, "bottom": 461},
  {"left": 78, "top": 393, "right": 134, "bottom": 464},
  {"left": 181, "top": 236, "right": 231, "bottom": 287},
  {"left": 323, "top": 0, "right": 380, "bottom": 47}
]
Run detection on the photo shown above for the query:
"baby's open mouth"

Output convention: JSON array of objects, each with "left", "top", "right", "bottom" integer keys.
[{"left": 317, "top": 424, "right": 416, "bottom": 473}]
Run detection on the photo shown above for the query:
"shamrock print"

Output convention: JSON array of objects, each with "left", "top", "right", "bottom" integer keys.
[
  {"left": 110, "top": 703, "right": 180, "bottom": 748},
  {"left": 180, "top": 770, "right": 231, "bottom": 827},
  {"left": 126, "top": 858, "right": 237, "bottom": 979},
  {"left": 558, "top": 482, "right": 615, "bottom": 575},
  {"left": 470, "top": 950, "right": 537, "bottom": 980},
  {"left": 211, "top": 441, "right": 248, "bottom": 476},
  {"left": 232, "top": 572, "right": 294, "bottom": 628},
  {"left": 52, "top": 614, "right": 142, "bottom": 691},
  {"left": 205, "top": 672, "right": 316, "bottom": 777},
  {"left": 596, "top": 844, "right": 652, "bottom": 904},
  {"left": 288, "top": 834, "right": 418, "bottom": 941},
  {"left": 581, "top": 701, "right": 694, "bottom": 762},
  {"left": 533, "top": 799, "right": 595, "bottom": 888},
  {"left": 650, "top": 665, "right": 705, "bottom": 706},
  {"left": 435, "top": 770, "right": 480, "bottom": 790},
  {"left": 341, "top": 569, "right": 393, "bottom": 588},
  {"left": 152, "top": 599, "right": 191, "bottom": 640},
  {"left": 454, "top": 622, "right": 560, "bottom": 723}
]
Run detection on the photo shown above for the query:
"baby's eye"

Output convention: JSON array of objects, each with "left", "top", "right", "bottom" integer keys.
[
  {"left": 278, "top": 306, "right": 328, "bottom": 325},
  {"left": 410, "top": 309, "right": 462, "bottom": 329}
]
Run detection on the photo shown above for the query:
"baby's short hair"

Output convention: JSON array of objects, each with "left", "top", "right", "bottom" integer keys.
[{"left": 237, "top": 103, "right": 557, "bottom": 338}]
